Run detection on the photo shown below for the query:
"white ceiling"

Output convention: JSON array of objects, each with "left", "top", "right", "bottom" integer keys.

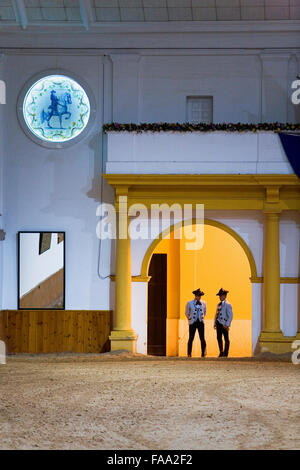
[{"left": 0, "top": 0, "right": 299, "bottom": 29}]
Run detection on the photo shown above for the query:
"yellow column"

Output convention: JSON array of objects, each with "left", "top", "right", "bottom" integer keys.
[
  {"left": 109, "top": 191, "right": 137, "bottom": 352},
  {"left": 259, "top": 209, "right": 285, "bottom": 353},
  {"left": 263, "top": 212, "right": 281, "bottom": 332}
]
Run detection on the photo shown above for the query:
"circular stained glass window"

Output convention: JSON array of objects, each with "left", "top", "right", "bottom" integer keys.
[{"left": 22, "top": 74, "right": 91, "bottom": 144}]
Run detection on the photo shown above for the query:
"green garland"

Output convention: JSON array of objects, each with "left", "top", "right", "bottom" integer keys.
[{"left": 103, "top": 122, "right": 300, "bottom": 133}]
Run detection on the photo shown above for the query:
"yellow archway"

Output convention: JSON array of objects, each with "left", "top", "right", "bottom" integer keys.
[
  {"left": 141, "top": 218, "right": 258, "bottom": 281},
  {"left": 144, "top": 218, "right": 253, "bottom": 357}
]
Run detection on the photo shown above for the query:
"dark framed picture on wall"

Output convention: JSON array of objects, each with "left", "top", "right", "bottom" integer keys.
[{"left": 18, "top": 231, "right": 65, "bottom": 310}]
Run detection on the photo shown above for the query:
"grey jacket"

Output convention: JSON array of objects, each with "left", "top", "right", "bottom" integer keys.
[
  {"left": 214, "top": 300, "right": 233, "bottom": 328},
  {"left": 185, "top": 299, "right": 207, "bottom": 325}
]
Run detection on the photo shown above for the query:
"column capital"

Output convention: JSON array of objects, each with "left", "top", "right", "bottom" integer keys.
[
  {"left": 263, "top": 186, "right": 282, "bottom": 214},
  {"left": 115, "top": 187, "right": 129, "bottom": 213},
  {"left": 115, "top": 186, "right": 129, "bottom": 197},
  {"left": 263, "top": 207, "right": 282, "bottom": 215}
]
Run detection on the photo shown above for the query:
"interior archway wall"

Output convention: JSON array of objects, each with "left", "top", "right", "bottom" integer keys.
[
  {"left": 142, "top": 218, "right": 258, "bottom": 281},
  {"left": 151, "top": 220, "right": 253, "bottom": 357}
]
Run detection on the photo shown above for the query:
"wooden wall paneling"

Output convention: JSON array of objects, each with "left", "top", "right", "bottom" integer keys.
[
  {"left": 64, "top": 310, "right": 73, "bottom": 352},
  {"left": 3, "top": 311, "right": 9, "bottom": 349},
  {"left": 15, "top": 310, "right": 22, "bottom": 354},
  {"left": 21, "top": 311, "right": 29, "bottom": 353},
  {"left": 56, "top": 311, "right": 64, "bottom": 352},
  {"left": 1, "top": 310, "right": 112, "bottom": 354},
  {"left": 48, "top": 310, "right": 56, "bottom": 353},
  {"left": 8, "top": 311, "right": 17, "bottom": 353},
  {"left": 28, "top": 311, "right": 37, "bottom": 353},
  {"left": 76, "top": 311, "right": 84, "bottom": 353},
  {"left": 92, "top": 312, "right": 98, "bottom": 352},
  {"left": 85, "top": 311, "right": 92, "bottom": 353},
  {"left": 36, "top": 311, "right": 44, "bottom": 353}
]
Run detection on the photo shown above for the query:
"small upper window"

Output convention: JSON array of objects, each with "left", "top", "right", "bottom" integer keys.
[{"left": 186, "top": 96, "right": 213, "bottom": 124}]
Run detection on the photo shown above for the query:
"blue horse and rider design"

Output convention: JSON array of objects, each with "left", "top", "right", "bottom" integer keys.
[
  {"left": 23, "top": 75, "right": 90, "bottom": 142},
  {"left": 41, "top": 89, "right": 72, "bottom": 129}
]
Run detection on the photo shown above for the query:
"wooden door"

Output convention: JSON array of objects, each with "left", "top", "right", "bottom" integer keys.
[{"left": 147, "top": 254, "right": 167, "bottom": 356}]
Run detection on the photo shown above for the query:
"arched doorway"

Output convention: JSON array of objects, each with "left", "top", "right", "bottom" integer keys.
[{"left": 145, "top": 219, "right": 255, "bottom": 357}]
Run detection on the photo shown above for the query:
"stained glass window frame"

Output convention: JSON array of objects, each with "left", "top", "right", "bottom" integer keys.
[{"left": 17, "top": 69, "right": 96, "bottom": 149}]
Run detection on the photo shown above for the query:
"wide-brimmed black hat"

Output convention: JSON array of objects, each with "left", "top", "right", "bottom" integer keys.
[
  {"left": 192, "top": 288, "right": 205, "bottom": 296},
  {"left": 216, "top": 288, "right": 229, "bottom": 296}
]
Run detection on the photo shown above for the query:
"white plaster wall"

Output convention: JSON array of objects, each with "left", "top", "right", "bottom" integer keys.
[
  {"left": 106, "top": 132, "right": 293, "bottom": 175},
  {"left": 280, "top": 284, "right": 298, "bottom": 337},
  {"left": 19, "top": 233, "right": 64, "bottom": 297},
  {"left": 2, "top": 53, "right": 114, "bottom": 310},
  {"left": 139, "top": 54, "right": 262, "bottom": 124},
  {"left": 279, "top": 212, "right": 300, "bottom": 337},
  {"left": 0, "top": 54, "right": 5, "bottom": 310},
  {"left": 252, "top": 283, "right": 263, "bottom": 353},
  {"left": 131, "top": 282, "right": 148, "bottom": 355},
  {"left": 280, "top": 212, "right": 300, "bottom": 278}
]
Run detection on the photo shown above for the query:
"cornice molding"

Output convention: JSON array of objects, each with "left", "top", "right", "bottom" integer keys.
[
  {"left": 103, "top": 174, "right": 300, "bottom": 189},
  {"left": 0, "top": 20, "right": 299, "bottom": 35},
  {"left": 0, "top": 21, "right": 299, "bottom": 49},
  {"left": 1, "top": 48, "right": 300, "bottom": 57}
]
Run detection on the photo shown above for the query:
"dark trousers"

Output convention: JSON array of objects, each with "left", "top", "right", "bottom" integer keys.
[
  {"left": 216, "top": 320, "right": 230, "bottom": 357},
  {"left": 188, "top": 319, "right": 206, "bottom": 357}
]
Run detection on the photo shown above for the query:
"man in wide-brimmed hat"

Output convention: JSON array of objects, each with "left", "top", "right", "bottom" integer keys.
[
  {"left": 185, "top": 288, "right": 207, "bottom": 357},
  {"left": 214, "top": 288, "right": 233, "bottom": 357}
]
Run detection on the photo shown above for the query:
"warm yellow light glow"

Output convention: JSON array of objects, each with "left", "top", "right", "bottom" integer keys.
[
  {"left": 153, "top": 232, "right": 180, "bottom": 356},
  {"left": 153, "top": 224, "right": 252, "bottom": 357}
]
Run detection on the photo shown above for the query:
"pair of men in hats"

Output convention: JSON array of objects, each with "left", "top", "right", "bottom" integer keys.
[{"left": 185, "top": 287, "right": 233, "bottom": 357}]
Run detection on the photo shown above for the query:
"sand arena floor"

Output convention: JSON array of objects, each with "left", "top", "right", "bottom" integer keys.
[{"left": 0, "top": 352, "right": 299, "bottom": 450}]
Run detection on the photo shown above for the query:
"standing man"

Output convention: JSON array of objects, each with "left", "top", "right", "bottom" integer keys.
[
  {"left": 185, "top": 288, "right": 207, "bottom": 358},
  {"left": 214, "top": 288, "right": 233, "bottom": 357}
]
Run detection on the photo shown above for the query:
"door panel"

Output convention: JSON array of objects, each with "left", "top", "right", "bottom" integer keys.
[{"left": 147, "top": 254, "right": 167, "bottom": 356}]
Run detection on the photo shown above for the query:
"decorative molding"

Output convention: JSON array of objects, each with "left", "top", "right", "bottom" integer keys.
[
  {"left": 104, "top": 174, "right": 300, "bottom": 187},
  {"left": 103, "top": 174, "right": 300, "bottom": 213},
  {"left": 250, "top": 277, "right": 263, "bottom": 283},
  {"left": 110, "top": 275, "right": 151, "bottom": 283},
  {"left": 0, "top": 20, "right": 299, "bottom": 34},
  {"left": 132, "top": 276, "right": 151, "bottom": 283},
  {"left": 2, "top": 49, "right": 300, "bottom": 57},
  {"left": 280, "top": 277, "right": 300, "bottom": 284},
  {"left": 244, "top": 277, "right": 300, "bottom": 284},
  {"left": 0, "top": 22, "right": 299, "bottom": 50},
  {"left": 265, "top": 187, "right": 280, "bottom": 203}
]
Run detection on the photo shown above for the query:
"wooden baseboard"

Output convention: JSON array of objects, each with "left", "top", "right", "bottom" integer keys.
[{"left": 0, "top": 310, "right": 112, "bottom": 354}]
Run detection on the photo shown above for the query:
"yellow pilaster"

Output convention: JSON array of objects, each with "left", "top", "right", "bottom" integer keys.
[
  {"left": 109, "top": 189, "right": 137, "bottom": 353},
  {"left": 259, "top": 200, "right": 286, "bottom": 353},
  {"left": 263, "top": 212, "right": 281, "bottom": 333}
]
